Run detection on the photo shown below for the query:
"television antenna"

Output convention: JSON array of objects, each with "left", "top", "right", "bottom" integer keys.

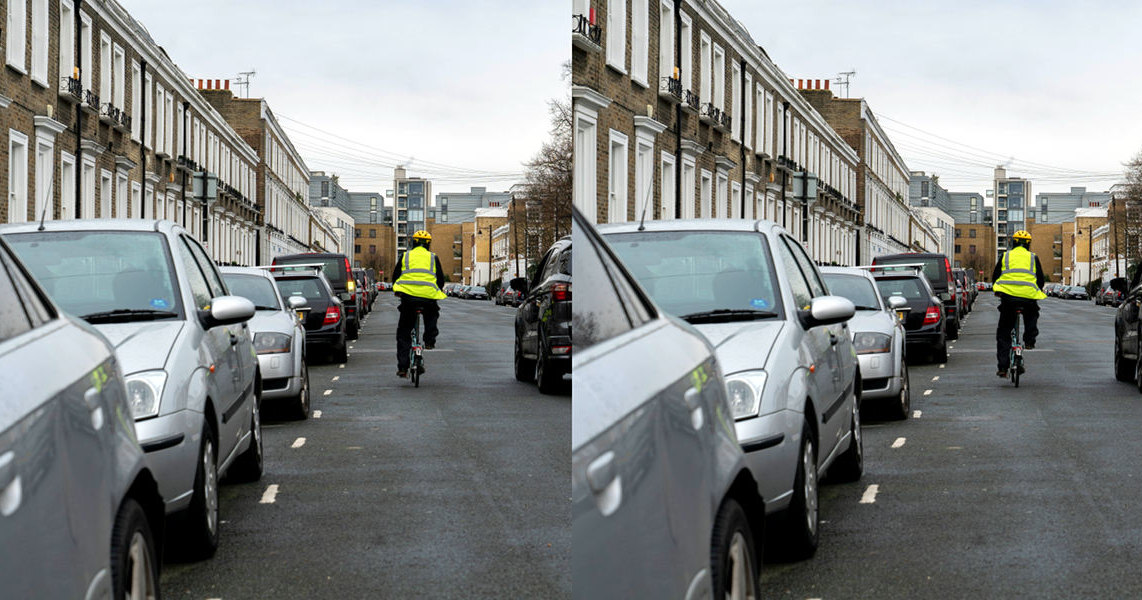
[
  {"left": 235, "top": 69, "right": 256, "bottom": 98},
  {"left": 833, "top": 70, "right": 856, "bottom": 98}
]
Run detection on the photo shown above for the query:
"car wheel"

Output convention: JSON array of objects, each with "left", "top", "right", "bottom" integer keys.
[
  {"left": 933, "top": 340, "right": 948, "bottom": 364},
  {"left": 892, "top": 360, "right": 911, "bottom": 420},
  {"left": 946, "top": 318, "right": 959, "bottom": 340},
  {"left": 830, "top": 393, "right": 863, "bottom": 482},
  {"left": 110, "top": 498, "right": 159, "bottom": 600},
  {"left": 348, "top": 320, "right": 359, "bottom": 340},
  {"left": 1134, "top": 330, "right": 1142, "bottom": 394},
  {"left": 710, "top": 498, "right": 759, "bottom": 600},
  {"left": 334, "top": 338, "right": 349, "bottom": 364},
  {"left": 294, "top": 360, "right": 311, "bottom": 420},
  {"left": 230, "top": 394, "right": 264, "bottom": 483},
  {"left": 1115, "top": 334, "right": 1135, "bottom": 383},
  {"left": 781, "top": 422, "right": 819, "bottom": 559},
  {"left": 536, "top": 339, "right": 563, "bottom": 394},
  {"left": 183, "top": 424, "right": 220, "bottom": 559},
  {"left": 514, "top": 336, "right": 536, "bottom": 383}
]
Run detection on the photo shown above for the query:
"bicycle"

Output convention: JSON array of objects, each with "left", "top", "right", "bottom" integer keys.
[
  {"left": 1009, "top": 308, "right": 1024, "bottom": 387},
  {"left": 408, "top": 308, "right": 425, "bottom": 387}
]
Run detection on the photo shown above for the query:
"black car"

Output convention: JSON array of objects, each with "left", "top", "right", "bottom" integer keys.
[
  {"left": 1111, "top": 275, "right": 1142, "bottom": 383},
  {"left": 512, "top": 235, "right": 571, "bottom": 393},
  {"left": 873, "top": 253, "right": 960, "bottom": 340},
  {"left": 352, "top": 269, "right": 371, "bottom": 316},
  {"left": 873, "top": 268, "right": 948, "bottom": 363},
  {"left": 274, "top": 270, "right": 348, "bottom": 363},
  {"left": 273, "top": 253, "right": 360, "bottom": 340}
]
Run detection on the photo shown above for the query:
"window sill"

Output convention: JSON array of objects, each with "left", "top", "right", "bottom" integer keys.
[
  {"left": 6, "top": 61, "right": 28, "bottom": 76},
  {"left": 605, "top": 61, "right": 627, "bottom": 76},
  {"left": 31, "top": 75, "right": 48, "bottom": 89},
  {"left": 631, "top": 76, "right": 648, "bottom": 89}
]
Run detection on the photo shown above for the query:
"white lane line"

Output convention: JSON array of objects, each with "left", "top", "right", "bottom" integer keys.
[
  {"left": 860, "top": 484, "right": 879, "bottom": 504},
  {"left": 291, "top": 437, "right": 306, "bottom": 449},
  {"left": 339, "top": 364, "right": 345, "bottom": 369},
  {"left": 891, "top": 437, "right": 906, "bottom": 449},
  {"left": 923, "top": 389, "right": 933, "bottom": 396},
  {"left": 332, "top": 375, "right": 340, "bottom": 382},
  {"left": 313, "top": 410, "right": 322, "bottom": 419},
  {"left": 939, "top": 364, "right": 945, "bottom": 369},
  {"left": 913, "top": 410, "right": 922, "bottom": 418},
  {"left": 260, "top": 484, "right": 279, "bottom": 504},
  {"left": 323, "top": 389, "right": 332, "bottom": 396},
  {"left": 931, "top": 375, "right": 940, "bottom": 382}
]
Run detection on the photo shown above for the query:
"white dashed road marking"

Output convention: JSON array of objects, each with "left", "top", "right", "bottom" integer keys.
[
  {"left": 332, "top": 376, "right": 340, "bottom": 382},
  {"left": 323, "top": 389, "right": 332, "bottom": 396},
  {"left": 891, "top": 437, "right": 906, "bottom": 449},
  {"left": 313, "top": 410, "right": 322, "bottom": 419},
  {"left": 339, "top": 364, "right": 345, "bottom": 369},
  {"left": 291, "top": 437, "right": 306, "bottom": 449},
  {"left": 913, "top": 410, "right": 922, "bottom": 418},
  {"left": 939, "top": 364, "right": 945, "bottom": 369},
  {"left": 931, "top": 376, "right": 940, "bottom": 382},
  {"left": 923, "top": 389, "right": 933, "bottom": 396},
  {"left": 260, "top": 484, "right": 279, "bottom": 504},
  {"left": 860, "top": 484, "right": 879, "bottom": 504}
]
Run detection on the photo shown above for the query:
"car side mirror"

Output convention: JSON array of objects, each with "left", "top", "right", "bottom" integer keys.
[
  {"left": 509, "top": 277, "right": 528, "bottom": 294},
  {"left": 800, "top": 295, "right": 855, "bottom": 328},
  {"left": 201, "top": 295, "right": 255, "bottom": 329},
  {"left": 287, "top": 295, "right": 308, "bottom": 309},
  {"left": 888, "top": 296, "right": 908, "bottom": 310},
  {"left": 1110, "top": 277, "right": 1128, "bottom": 294}
]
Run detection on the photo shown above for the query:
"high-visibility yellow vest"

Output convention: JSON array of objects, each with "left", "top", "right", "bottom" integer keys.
[
  {"left": 994, "top": 246, "right": 1046, "bottom": 300},
  {"left": 393, "top": 247, "right": 446, "bottom": 300}
]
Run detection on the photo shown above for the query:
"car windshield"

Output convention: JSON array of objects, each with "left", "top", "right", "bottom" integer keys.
[
  {"left": 876, "top": 256, "right": 942, "bottom": 284},
  {"left": 823, "top": 274, "right": 881, "bottom": 310},
  {"left": 472, "top": 287, "right": 486, "bottom": 293},
  {"left": 274, "top": 256, "right": 346, "bottom": 287},
  {"left": 875, "top": 277, "right": 928, "bottom": 301},
  {"left": 605, "top": 230, "right": 783, "bottom": 319},
  {"left": 276, "top": 277, "right": 327, "bottom": 302},
  {"left": 6, "top": 230, "right": 183, "bottom": 322},
  {"left": 223, "top": 274, "right": 281, "bottom": 311}
]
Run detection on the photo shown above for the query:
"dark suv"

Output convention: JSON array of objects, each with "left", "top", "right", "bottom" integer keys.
[
  {"left": 872, "top": 266, "right": 948, "bottom": 363},
  {"left": 273, "top": 269, "right": 348, "bottom": 363},
  {"left": 873, "top": 253, "right": 960, "bottom": 340},
  {"left": 273, "top": 253, "right": 360, "bottom": 339},
  {"left": 512, "top": 236, "right": 571, "bottom": 393}
]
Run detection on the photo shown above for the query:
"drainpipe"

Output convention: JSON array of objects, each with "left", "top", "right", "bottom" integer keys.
[
  {"left": 139, "top": 60, "right": 148, "bottom": 218},
  {"left": 74, "top": 0, "right": 83, "bottom": 218},
  {"left": 739, "top": 58, "right": 746, "bottom": 218},
  {"left": 781, "top": 101, "right": 789, "bottom": 229},
  {"left": 673, "top": 0, "right": 682, "bottom": 219},
  {"left": 181, "top": 100, "right": 188, "bottom": 229}
]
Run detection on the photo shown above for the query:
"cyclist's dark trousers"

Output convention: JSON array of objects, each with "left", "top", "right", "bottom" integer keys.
[
  {"left": 396, "top": 296, "right": 440, "bottom": 371},
  {"left": 996, "top": 294, "right": 1039, "bottom": 371}
]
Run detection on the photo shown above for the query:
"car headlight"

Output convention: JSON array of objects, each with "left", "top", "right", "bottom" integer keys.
[
  {"left": 724, "top": 371, "right": 767, "bottom": 421},
  {"left": 254, "top": 332, "right": 292, "bottom": 354},
  {"left": 125, "top": 370, "right": 166, "bottom": 420},
  {"left": 853, "top": 332, "right": 892, "bottom": 355}
]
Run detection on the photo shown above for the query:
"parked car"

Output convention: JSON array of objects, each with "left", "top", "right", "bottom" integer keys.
[
  {"left": 1062, "top": 285, "right": 1090, "bottom": 300},
  {"left": 512, "top": 235, "right": 572, "bottom": 394},
  {"left": 822, "top": 266, "right": 911, "bottom": 420},
  {"left": 353, "top": 269, "right": 373, "bottom": 314},
  {"left": 572, "top": 206, "right": 764, "bottom": 598},
  {"left": 953, "top": 268, "right": 973, "bottom": 314},
  {"left": 467, "top": 285, "right": 490, "bottom": 300},
  {"left": 602, "top": 218, "right": 861, "bottom": 559},
  {"left": 1043, "top": 282, "right": 1059, "bottom": 297},
  {"left": 272, "top": 252, "right": 360, "bottom": 339},
  {"left": 871, "top": 265, "right": 948, "bottom": 363},
  {"left": 272, "top": 267, "right": 349, "bottom": 363},
  {"left": 1111, "top": 276, "right": 1142, "bottom": 384},
  {"left": 0, "top": 233, "right": 165, "bottom": 599},
  {"left": 1096, "top": 282, "right": 1123, "bottom": 307},
  {"left": 873, "top": 253, "right": 960, "bottom": 340},
  {"left": 222, "top": 266, "right": 311, "bottom": 419},
  {"left": 4, "top": 219, "right": 262, "bottom": 559}
]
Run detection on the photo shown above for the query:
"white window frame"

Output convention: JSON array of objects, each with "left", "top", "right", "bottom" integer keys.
[
  {"left": 608, "top": 129, "right": 629, "bottom": 223},
  {"left": 755, "top": 84, "right": 765, "bottom": 156},
  {"left": 631, "top": 0, "right": 648, "bottom": 86},
  {"left": 716, "top": 172, "right": 728, "bottom": 219},
  {"left": 700, "top": 169, "right": 712, "bottom": 219},
  {"left": 6, "top": 0, "right": 28, "bottom": 72},
  {"left": 177, "top": 104, "right": 185, "bottom": 158},
  {"left": 60, "top": 151, "right": 75, "bottom": 220},
  {"left": 681, "top": 156, "right": 696, "bottom": 219},
  {"left": 79, "top": 12, "right": 91, "bottom": 90},
  {"left": 130, "top": 181, "right": 141, "bottom": 219},
  {"left": 731, "top": 181, "right": 741, "bottom": 219},
  {"left": 572, "top": 107, "right": 599, "bottom": 223},
  {"left": 81, "top": 155, "right": 96, "bottom": 219},
  {"left": 658, "top": 0, "right": 673, "bottom": 82},
  {"left": 606, "top": 0, "right": 627, "bottom": 73},
  {"left": 112, "top": 44, "right": 125, "bottom": 109},
  {"left": 731, "top": 62, "right": 741, "bottom": 140},
  {"left": 144, "top": 184, "right": 154, "bottom": 221},
  {"left": 743, "top": 72, "right": 753, "bottom": 149},
  {"left": 765, "top": 91, "right": 775, "bottom": 156},
  {"left": 744, "top": 183, "right": 754, "bottom": 220},
  {"left": 33, "top": 138, "right": 54, "bottom": 223},
  {"left": 31, "top": 0, "right": 49, "bottom": 84},
  {"left": 155, "top": 83, "right": 166, "bottom": 155},
  {"left": 680, "top": 12, "right": 692, "bottom": 93},
  {"left": 165, "top": 91, "right": 174, "bottom": 156},
  {"left": 8, "top": 131, "right": 31, "bottom": 224},
  {"left": 713, "top": 43, "right": 725, "bottom": 110},
  {"left": 633, "top": 134, "right": 654, "bottom": 223},
  {"left": 99, "top": 31, "right": 111, "bottom": 104},
  {"left": 99, "top": 169, "right": 112, "bottom": 218},
  {"left": 699, "top": 32, "right": 711, "bottom": 103},
  {"left": 59, "top": 0, "right": 75, "bottom": 84},
  {"left": 660, "top": 151, "right": 676, "bottom": 221},
  {"left": 144, "top": 72, "right": 153, "bottom": 148},
  {"left": 115, "top": 171, "right": 127, "bottom": 218},
  {"left": 131, "top": 61, "right": 141, "bottom": 140}
]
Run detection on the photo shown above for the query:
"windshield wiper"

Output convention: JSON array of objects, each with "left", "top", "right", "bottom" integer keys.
[
  {"left": 853, "top": 305, "right": 881, "bottom": 311},
  {"left": 679, "top": 309, "right": 779, "bottom": 324},
  {"left": 253, "top": 305, "right": 279, "bottom": 311},
  {"left": 79, "top": 308, "right": 179, "bottom": 323}
]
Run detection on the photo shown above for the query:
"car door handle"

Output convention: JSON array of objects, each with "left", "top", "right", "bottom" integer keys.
[
  {"left": 229, "top": 332, "right": 240, "bottom": 346},
  {"left": 0, "top": 451, "right": 20, "bottom": 517},
  {"left": 684, "top": 387, "right": 705, "bottom": 430},
  {"left": 829, "top": 331, "right": 840, "bottom": 346},
  {"left": 586, "top": 451, "right": 622, "bottom": 517}
]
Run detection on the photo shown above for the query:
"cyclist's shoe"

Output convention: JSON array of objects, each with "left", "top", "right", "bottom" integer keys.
[
  {"left": 425, "top": 342, "right": 436, "bottom": 350},
  {"left": 397, "top": 370, "right": 408, "bottom": 378},
  {"left": 997, "top": 369, "right": 1007, "bottom": 378}
]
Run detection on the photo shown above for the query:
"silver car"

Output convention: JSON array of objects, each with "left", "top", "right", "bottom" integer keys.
[
  {"left": 601, "top": 218, "right": 861, "bottom": 559},
  {"left": 3, "top": 219, "right": 261, "bottom": 559},
  {"left": 822, "top": 267, "right": 911, "bottom": 420},
  {"left": 0, "top": 234, "right": 164, "bottom": 599},
  {"left": 572, "top": 208, "right": 764, "bottom": 599},
  {"left": 222, "top": 266, "right": 311, "bottom": 420}
]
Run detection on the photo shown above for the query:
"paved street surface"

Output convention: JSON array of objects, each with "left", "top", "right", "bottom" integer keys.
[
  {"left": 161, "top": 295, "right": 570, "bottom": 599},
  {"left": 763, "top": 293, "right": 1142, "bottom": 598}
]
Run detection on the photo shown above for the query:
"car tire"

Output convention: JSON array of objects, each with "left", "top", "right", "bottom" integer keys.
[
  {"left": 514, "top": 336, "right": 536, "bottom": 383},
  {"left": 946, "top": 318, "right": 959, "bottom": 340},
  {"left": 183, "top": 424, "right": 220, "bottom": 559},
  {"left": 293, "top": 360, "right": 311, "bottom": 420},
  {"left": 348, "top": 320, "right": 359, "bottom": 340},
  {"left": 1115, "top": 335, "right": 1135, "bottom": 383},
  {"left": 230, "top": 393, "right": 264, "bottom": 483},
  {"left": 829, "top": 393, "right": 863, "bottom": 483},
  {"left": 891, "top": 360, "right": 911, "bottom": 420},
  {"left": 334, "top": 341, "right": 349, "bottom": 364},
  {"left": 536, "top": 340, "right": 564, "bottom": 394},
  {"left": 781, "top": 422, "right": 819, "bottom": 559},
  {"left": 110, "top": 498, "right": 160, "bottom": 600},
  {"left": 934, "top": 341, "right": 949, "bottom": 364},
  {"left": 710, "top": 498, "right": 760, "bottom": 600}
]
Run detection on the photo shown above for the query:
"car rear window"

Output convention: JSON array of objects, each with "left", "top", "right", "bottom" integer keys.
[
  {"left": 822, "top": 274, "right": 881, "bottom": 310},
  {"left": 274, "top": 255, "right": 347, "bottom": 288},
  {"left": 276, "top": 277, "right": 329, "bottom": 303},
  {"left": 875, "top": 277, "right": 928, "bottom": 301},
  {"left": 223, "top": 274, "right": 282, "bottom": 311},
  {"left": 875, "top": 255, "right": 944, "bottom": 286}
]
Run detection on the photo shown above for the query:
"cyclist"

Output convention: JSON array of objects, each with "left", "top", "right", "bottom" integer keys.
[
  {"left": 392, "top": 230, "right": 446, "bottom": 378},
  {"left": 992, "top": 229, "right": 1047, "bottom": 378}
]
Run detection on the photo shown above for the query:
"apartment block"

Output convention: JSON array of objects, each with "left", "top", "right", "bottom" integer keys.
[
  {"left": 392, "top": 166, "right": 431, "bottom": 257},
  {"left": 948, "top": 191, "right": 986, "bottom": 225},
  {"left": 1033, "top": 186, "right": 1111, "bottom": 224},
  {"left": 1025, "top": 217, "right": 1062, "bottom": 283},
  {"left": 992, "top": 166, "right": 1032, "bottom": 253},
  {"left": 1, "top": 0, "right": 262, "bottom": 264},
  {"left": 952, "top": 223, "right": 995, "bottom": 278},
  {"left": 436, "top": 186, "right": 510, "bottom": 224},
  {"left": 572, "top": 0, "right": 862, "bottom": 266}
]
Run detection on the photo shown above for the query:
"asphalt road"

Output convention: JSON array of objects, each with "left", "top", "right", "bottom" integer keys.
[
  {"left": 763, "top": 293, "right": 1142, "bottom": 599},
  {"left": 160, "top": 294, "right": 570, "bottom": 599}
]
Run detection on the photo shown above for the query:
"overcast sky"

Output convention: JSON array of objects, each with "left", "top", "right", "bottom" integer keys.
[
  {"left": 118, "top": 0, "right": 566, "bottom": 197},
  {"left": 721, "top": 0, "right": 1142, "bottom": 200}
]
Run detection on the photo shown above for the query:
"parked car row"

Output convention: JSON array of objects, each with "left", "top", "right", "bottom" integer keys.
[
  {"left": 871, "top": 253, "right": 972, "bottom": 341},
  {"left": 495, "top": 286, "right": 523, "bottom": 306},
  {"left": 1044, "top": 282, "right": 1091, "bottom": 300},
  {"left": 443, "top": 283, "right": 491, "bottom": 300},
  {"left": 1095, "top": 281, "right": 1124, "bottom": 306}
]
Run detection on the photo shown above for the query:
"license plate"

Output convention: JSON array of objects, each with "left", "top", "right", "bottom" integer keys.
[{"left": 296, "top": 311, "right": 306, "bottom": 322}]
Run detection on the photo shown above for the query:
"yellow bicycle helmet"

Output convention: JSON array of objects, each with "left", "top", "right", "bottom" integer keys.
[
  {"left": 1012, "top": 230, "right": 1032, "bottom": 242},
  {"left": 411, "top": 230, "right": 432, "bottom": 242}
]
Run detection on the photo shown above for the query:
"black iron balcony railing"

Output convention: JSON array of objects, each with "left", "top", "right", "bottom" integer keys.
[
  {"left": 699, "top": 102, "right": 730, "bottom": 131},
  {"left": 658, "top": 76, "right": 682, "bottom": 102},
  {"left": 83, "top": 89, "right": 100, "bottom": 112},
  {"left": 572, "top": 13, "right": 602, "bottom": 48},
  {"left": 100, "top": 102, "right": 122, "bottom": 125},
  {"left": 177, "top": 155, "right": 200, "bottom": 172},
  {"left": 117, "top": 111, "right": 131, "bottom": 131},
  {"left": 682, "top": 89, "right": 700, "bottom": 112},
  {"left": 58, "top": 76, "right": 81, "bottom": 100}
]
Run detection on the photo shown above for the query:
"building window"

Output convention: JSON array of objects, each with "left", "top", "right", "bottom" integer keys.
[
  {"left": 713, "top": 44, "right": 725, "bottom": 110},
  {"left": 354, "top": 244, "right": 361, "bottom": 253},
  {"left": 116, "top": 172, "right": 127, "bottom": 218},
  {"left": 731, "top": 181, "right": 741, "bottom": 219},
  {"left": 8, "top": 131, "right": 30, "bottom": 223},
  {"left": 658, "top": 0, "right": 673, "bottom": 82},
  {"left": 631, "top": 0, "right": 648, "bottom": 85},
  {"left": 59, "top": 0, "right": 75, "bottom": 84},
  {"left": 716, "top": 172, "right": 728, "bottom": 218},
  {"left": 131, "top": 61, "right": 141, "bottom": 140},
  {"left": 369, "top": 229, "right": 376, "bottom": 238},
  {"left": 82, "top": 157, "right": 96, "bottom": 218},
  {"left": 608, "top": 130, "right": 629, "bottom": 223},
  {"left": 731, "top": 62, "right": 741, "bottom": 140},
  {"left": 113, "top": 45, "right": 125, "bottom": 109},
  {"left": 606, "top": 0, "right": 627, "bottom": 72},
  {"left": 6, "top": 0, "right": 27, "bottom": 71},
  {"left": 79, "top": 13, "right": 91, "bottom": 89},
  {"left": 969, "top": 245, "right": 977, "bottom": 254},
  {"left": 681, "top": 157, "right": 696, "bottom": 219},
  {"left": 743, "top": 73, "right": 752, "bottom": 149},
  {"left": 699, "top": 32, "right": 711, "bottom": 103},
  {"left": 369, "top": 245, "right": 376, "bottom": 253},
  {"left": 60, "top": 152, "right": 75, "bottom": 220},
  {"left": 31, "top": 0, "right": 49, "bottom": 83},
  {"left": 33, "top": 139, "right": 53, "bottom": 222},
  {"left": 700, "top": 169, "right": 712, "bottom": 219},
  {"left": 679, "top": 12, "right": 692, "bottom": 92},
  {"left": 955, "top": 228, "right": 962, "bottom": 238},
  {"left": 572, "top": 107, "right": 599, "bottom": 222},
  {"left": 100, "top": 169, "right": 112, "bottom": 218},
  {"left": 954, "top": 244, "right": 962, "bottom": 254},
  {"left": 130, "top": 181, "right": 140, "bottom": 220},
  {"left": 969, "top": 229, "right": 976, "bottom": 238},
  {"left": 660, "top": 151, "right": 676, "bottom": 221},
  {"left": 99, "top": 32, "right": 111, "bottom": 103}
]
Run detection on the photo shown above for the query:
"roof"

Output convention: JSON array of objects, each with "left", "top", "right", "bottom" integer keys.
[{"left": 597, "top": 218, "right": 784, "bottom": 235}]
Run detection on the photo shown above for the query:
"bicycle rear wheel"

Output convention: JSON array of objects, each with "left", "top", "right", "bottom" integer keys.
[{"left": 412, "top": 313, "right": 423, "bottom": 388}]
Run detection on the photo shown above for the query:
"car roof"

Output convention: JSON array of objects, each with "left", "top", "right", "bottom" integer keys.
[
  {"left": 820, "top": 266, "right": 876, "bottom": 281},
  {"left": 0, "top": 218, "right": 179, "bottom": 235},
  {"left": 597, "top": 218, "right": 782, "bottom": 235},
  {"left": 220, "top": 266, "right": 274, "bottom": 279}
]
